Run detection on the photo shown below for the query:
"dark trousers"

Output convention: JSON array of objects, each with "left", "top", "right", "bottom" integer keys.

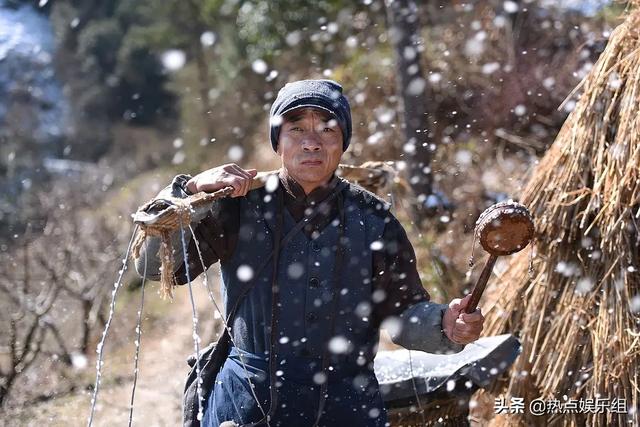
[{"left": 202, "top": 347, "right": 388, "bottom": 427}]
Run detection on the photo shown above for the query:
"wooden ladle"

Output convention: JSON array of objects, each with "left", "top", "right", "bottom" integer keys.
[{"left": 465, "top": 201, "right": 534, "bottom": 314}]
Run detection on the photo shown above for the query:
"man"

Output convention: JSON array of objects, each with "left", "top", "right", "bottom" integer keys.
[{"left": 136, "top": 79, "right": 484, "bottom": 427}]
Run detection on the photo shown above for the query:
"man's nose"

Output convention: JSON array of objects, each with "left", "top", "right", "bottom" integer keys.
[{"left": 302, "top": 133, "right": 322, "bottom": 151}]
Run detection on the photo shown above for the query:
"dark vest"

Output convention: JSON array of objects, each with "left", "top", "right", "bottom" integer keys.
[{"left": 219, "top": 180, "right": 389, "bottom": 368}]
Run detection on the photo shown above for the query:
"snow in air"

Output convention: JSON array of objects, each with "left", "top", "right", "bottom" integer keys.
[
  {"left": 161, "top": 50, "right": 186, "bottom": 71},
  {"left": 237, "top": 264, "right": 254, "bottom": 282}
]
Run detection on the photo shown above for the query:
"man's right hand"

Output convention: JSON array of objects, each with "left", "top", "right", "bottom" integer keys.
[{"left": 186, "top": 163, "right": 258, "bottom": 198}]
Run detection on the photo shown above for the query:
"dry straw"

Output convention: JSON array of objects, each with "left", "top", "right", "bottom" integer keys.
[
  {"left": 482, "top": 6, "right": 640, "bottom": 426},
  {"left": 131, "top": 186, "right": 237, "bottom": 298},
  {"left": 131, "top": 196, "right": 194, "bottom": 299}
]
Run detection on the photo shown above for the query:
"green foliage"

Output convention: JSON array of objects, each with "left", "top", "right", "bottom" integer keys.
[
  {"left": 52, "top": 0, "right": 176, "bottom": 129},
  {"left": 76, "top": 19, "right": 120, "bottom": 73},
  {"left": 42, "top": 0, "right": 384, "bottom": 166},
  {"left": 116, "top": 29, "right": 176, "bottom": 121},
  {"left": 235, "top": 0, "right": 368, "bottom": 64}
]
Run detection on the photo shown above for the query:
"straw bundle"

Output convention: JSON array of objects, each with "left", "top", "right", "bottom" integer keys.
[
  {"left": 131, "top": 186, "right": 239, "bottom": 298},
  {"left": 131, "top": 196, "right": 194, "bottom": 299},
  {"left": 481, "top": 8, "right": 640, "bottom": 426}
]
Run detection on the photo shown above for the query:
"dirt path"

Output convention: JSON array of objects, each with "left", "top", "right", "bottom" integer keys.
[
  {"left": 2, "top": 267, "right": 418, "bottom": 427},
  {"left": 4, "top": 279, "right": 218, "bottom": 427}
]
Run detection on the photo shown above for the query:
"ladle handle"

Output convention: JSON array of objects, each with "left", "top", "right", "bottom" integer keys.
[{"left": 465, "top": 254, "right": 498, "bottom": 313}]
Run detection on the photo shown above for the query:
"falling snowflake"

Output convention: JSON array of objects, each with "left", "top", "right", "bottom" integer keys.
[
  {"left": 237, "top": 265, "right": 254, "bottom": 282},
  {"left": 406, "top": 78, "right": 426, "bottom": 96},
  {"left": 446, "top": 380, "right": 456, "bottom": 391},
  {"left": 287, "top": 262, "right": 305, "bottom": 279},
  {"left": 265, "top": 174, "right": 279, "bottom": 193},
  {"left": 328, "top": 335, "right": 352, "bottom": 354},
  {"left": 313, "top": 371, "right": 327, "bottom": 385},
  {"left": 172, "top": 151, "right": 186, "bottom": 165},
  {"left": 200, "top": 31, "right": 216, "bottom": 47},
  {"left": 161, "top": 50, "right": 186, "bottom": 71},
  {"left": 503, "top": 1, "right": 519, "bottom": 13},
  {"left": 252, "top": 59, "right": 268, "bottom": 74},
  {"left": 381, "top": 317, "right": 402, "bottom": 336},
  {"left": 227, "top": 145, "right": 244, "bottom": 162},
  {"left": 482, "top": 62, "right": 500, "bottom": 74},
  {"left": 369, "top": 240, "right": 384, "bottom": 251}
]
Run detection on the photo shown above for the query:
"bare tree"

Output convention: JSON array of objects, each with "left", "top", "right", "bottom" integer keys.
[
  {"left": 0, "top": 238, "right": 71, "bottom": 406},
  {"left": 0, "top": 176, "right": 122, "bottom": 406}
]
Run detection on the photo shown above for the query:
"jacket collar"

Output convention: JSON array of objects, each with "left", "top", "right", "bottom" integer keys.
[{"left": 278, "top": 168, "right": 340, "bottom": 209}]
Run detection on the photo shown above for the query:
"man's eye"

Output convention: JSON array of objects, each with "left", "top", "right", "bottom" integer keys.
[
  {"left": 323, "top": 127, "right": 335, "bottom": 132},
  {"left": 290, "top": 127, "right": 302, "bottom": 131}
]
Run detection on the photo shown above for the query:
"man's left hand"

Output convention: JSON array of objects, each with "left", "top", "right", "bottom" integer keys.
[{"left": 442, "top": 294, "right": 484, "bottom": 345}]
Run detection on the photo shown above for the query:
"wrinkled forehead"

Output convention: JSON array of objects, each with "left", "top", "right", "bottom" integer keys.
[{"left": 283, "top": 107, "right": 335, "bottom": 123}]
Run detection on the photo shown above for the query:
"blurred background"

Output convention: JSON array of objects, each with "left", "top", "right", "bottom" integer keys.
[{"left": 0, "top": 0, "right": 625, "bottom": 425}]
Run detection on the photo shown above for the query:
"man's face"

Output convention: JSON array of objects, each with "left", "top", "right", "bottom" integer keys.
[{"left": 277, "top": 107, "right": 343, "bottom": 193}]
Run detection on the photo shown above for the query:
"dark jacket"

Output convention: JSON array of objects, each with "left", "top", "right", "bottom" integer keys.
[{"left": 135, "top": 170, "right": 464, "bottom": 354}]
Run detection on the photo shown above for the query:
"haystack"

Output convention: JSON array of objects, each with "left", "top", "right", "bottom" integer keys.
[{"left": 480, "top": 6, "right": 640, "bottom": 426}]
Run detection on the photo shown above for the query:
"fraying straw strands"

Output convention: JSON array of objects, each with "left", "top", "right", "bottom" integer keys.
[
  {"left": 131, "top": 188, "right": 230, "bottom": 299},
  {"left": 482, "top": 6, "right": 640, "bottom": 426}
]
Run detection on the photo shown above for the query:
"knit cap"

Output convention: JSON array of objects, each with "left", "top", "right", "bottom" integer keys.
[{"left": 269, "top": 79, "right": 352, "bottom": 151}]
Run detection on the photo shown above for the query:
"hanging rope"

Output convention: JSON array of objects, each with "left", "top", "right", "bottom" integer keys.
[
  {"left": 178, "top": 220, "right": 207, "bottom": 421},
  {"left": 128, "top": 242, "right": 147, "bottom": 426},
  {"left": 188, "top": 224, "right": 219, "bottom": 308},
  {"left": 87, "top": 226, "right": 139, "bottom": 427},
  {"left": 407, "top": 350, "right": 427, "bottom": 425}
]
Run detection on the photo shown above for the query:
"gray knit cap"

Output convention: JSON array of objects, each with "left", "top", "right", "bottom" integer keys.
[{"left": 269, "top": 79, "right": 352, "bottom": 152}]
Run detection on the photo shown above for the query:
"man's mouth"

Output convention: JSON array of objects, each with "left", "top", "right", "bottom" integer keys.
[{"left": 301, "top": 160, "right": 323, "bottom": 166}]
